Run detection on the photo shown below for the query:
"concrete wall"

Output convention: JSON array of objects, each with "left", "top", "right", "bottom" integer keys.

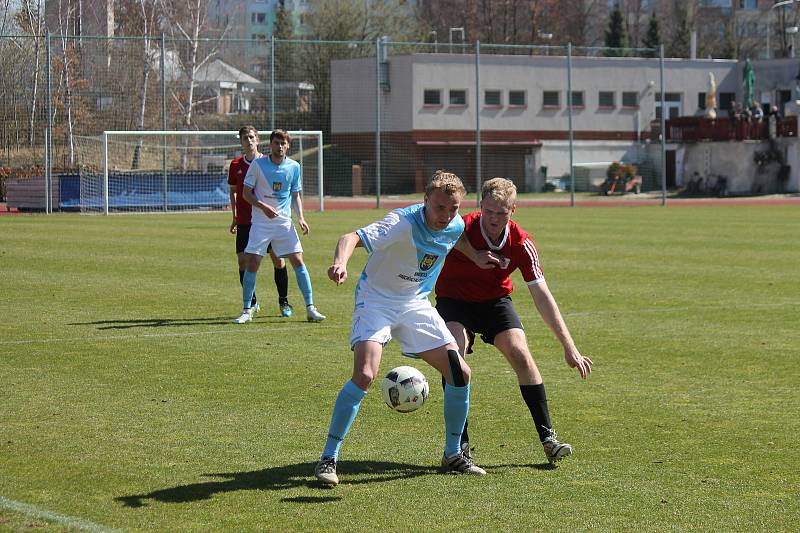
[{"left": 680, "top": 139, "right": 799, "bottom": 194}]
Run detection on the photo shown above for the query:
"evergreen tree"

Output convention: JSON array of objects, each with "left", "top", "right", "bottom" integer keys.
[
  {"left": 642, "top": 13, "right": 661, "bottom": 58},
  {"left": 273, "top": 0, "right": 295, "bottom": 81},
  {"left": 604, "top": 5, "right": 629, "bottom": 57},
  {"left": 667, "top": 2, "right": 693, "bottom": 58}
]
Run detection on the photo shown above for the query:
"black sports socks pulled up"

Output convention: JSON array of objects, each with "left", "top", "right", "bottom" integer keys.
[
  {"left": 520, "top": 383, "right": 553, "bottom": 443},
  {"left": 274, "top": 266, "right": 289, "bottom": 304}
]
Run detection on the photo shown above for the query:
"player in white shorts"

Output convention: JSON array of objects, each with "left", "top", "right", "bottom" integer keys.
[
  {"left": 314, "top": 170, "right": 501, "bottom": 486},
  {"left": 234, "top": 129, "right": 325, "bottom": 323}
]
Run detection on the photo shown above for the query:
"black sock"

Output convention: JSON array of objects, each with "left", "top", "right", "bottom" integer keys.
[
  {"left": 275, "top": 266, "right": 289, "bottom": 303},
  {"left": 520, "top": 383, "right": 553, "bottom": 442},
  {"left": 441, "top": 376, "right": 470, "bottom": 446},
  {"left": 240, "top": 269, "right": 257, "bottom": 307}
]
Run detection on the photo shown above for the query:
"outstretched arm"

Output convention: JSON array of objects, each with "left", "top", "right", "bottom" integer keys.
[
  {"left": 529, "top": 281, "right": 593, "bottom": 379},
  {"left": 454, "top": 234, "right": 500, "bottom": 269},
  {"left": 328, "top": 232, "right": 363, "bottom": 285}
]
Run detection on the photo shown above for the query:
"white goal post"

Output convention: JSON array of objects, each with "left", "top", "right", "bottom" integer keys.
[{"left": 81, "top": 130, "right": 324, "bottom": 214}]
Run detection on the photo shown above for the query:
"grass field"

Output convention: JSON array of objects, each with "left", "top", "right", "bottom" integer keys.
[{"left": 1, "top": 205, "right": 798, "bottom": 532}]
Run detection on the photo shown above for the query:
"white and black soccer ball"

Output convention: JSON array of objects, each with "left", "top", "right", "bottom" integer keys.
[{"left": 380, "top": 365, "right": 429, "bottom": 413}]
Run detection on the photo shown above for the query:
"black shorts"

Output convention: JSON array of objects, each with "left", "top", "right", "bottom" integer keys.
[
  {"left": 435, "top": 295, "right": 523, "bottom": 354},
  {"left": 236, "top": 224, "right": 272, "bottom": 255}
]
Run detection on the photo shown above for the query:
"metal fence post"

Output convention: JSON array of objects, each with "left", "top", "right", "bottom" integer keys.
[
  {"left": 46, "top": 32, "right": 53, "bottom": 214},
  {"left": 475, "top": 40, "right": 481, "bottom": 206},
  {"left": 375, "top": 37, "right": 382, "bottom": 209},
  {"left": 270, "top": 35, "right": 275, "bottom": 131},
  {"left": 161, "top": 33, "right": 168, "bottom": 212},
  {"left": 567, "top": 42, "right": 575, "bottom": 207},
  {"left": 660, "top": 44, "right": 666, "bottom": 207}
]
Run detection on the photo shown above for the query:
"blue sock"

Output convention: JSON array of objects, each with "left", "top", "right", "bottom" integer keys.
[
  {"left": 242, "top": 270, "right": 257, "bottom": 309},
  {"left": 443, "top": 383, "right": 470, "bottom": 457},
  {"left": 294, "top": 264, "right": 313, "bottom": 306},
  {"left": 322, "top": 380, "right": 367, "bottom": 459}
]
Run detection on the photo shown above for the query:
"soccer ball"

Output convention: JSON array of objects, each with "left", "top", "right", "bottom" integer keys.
[{"left": 380, "top": 365, "right": 429, "bottom": 413}]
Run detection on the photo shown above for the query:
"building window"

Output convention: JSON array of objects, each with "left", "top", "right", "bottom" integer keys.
[
  {"left": 542, "top": 91, "right": 559, "bottom": 107},
  {"left": 622, "top": 91, "right": 638, "bottom": 108},
  {"left": 570, "top": 91, "right": 585, "bottom": 108},
  {"left": 599, "top": 91, "right": 615, "bottom": 108},
  {"left": 719, "top": 92, "right": 735, "bottom": 110},
  {"left": 698, "top": 92, "right": 707, "bottom": 110},
  {"left": 509, "top": 90, "right": 526, "bottom": 106},
  {"left": 655, "top": 92, "right": 682, "bottom": 119},
  {"left": 251, "top": 12, "right": 266, "bottom": 24},
  {"left": 739, "top": 0, "right": 757, "bottom": 9},
  {"left": 424, "top": 89, "right": 441, "bottom": 106},
  {"left": 449, "top": 89, "right": 467, "bottom": 106},
  {"left": 485, "top": 90, "right": 502, "bottom": 106}
]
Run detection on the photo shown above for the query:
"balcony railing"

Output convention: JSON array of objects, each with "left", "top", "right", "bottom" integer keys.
[{"left": 661, "top": 116, "right": 798, "bottom": 142}]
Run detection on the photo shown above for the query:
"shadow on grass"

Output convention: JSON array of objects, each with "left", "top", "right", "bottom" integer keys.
[
  {"left": 68, "top": 317, "right": 288, "bottom": 329},
  {"left": 116, "top": 460, "right": 438, "bottom": 507},
  {"left": 484, "top": 462, "right": 557, "bottom": 472}
]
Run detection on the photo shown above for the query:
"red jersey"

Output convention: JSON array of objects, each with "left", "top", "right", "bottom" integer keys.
[
  {"left": 228, "top": 154, "right": 256, "bottom": 224},
  {"left": 435, "top": 211, "right": 544, "bottom": 302}
]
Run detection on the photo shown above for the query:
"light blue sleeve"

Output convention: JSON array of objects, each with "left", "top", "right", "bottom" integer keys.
[
  {"left": 243, "top": 159, "right": 261, "bottom": 189},
  {"left": 290, "top": 161, "right": 302, "bottom": 193},
  {"left": 356, "top": 210, "right": 406, "bottom": 254}
]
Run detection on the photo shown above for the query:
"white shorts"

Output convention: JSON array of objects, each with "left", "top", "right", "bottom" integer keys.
[
  {"left": 244, "top": 219, "right": 303, "bottom": 257},
  {"left": 349, "top": 298, "right": 455, "bottom": 357}
]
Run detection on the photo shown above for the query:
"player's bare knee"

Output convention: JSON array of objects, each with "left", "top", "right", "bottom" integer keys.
[{"left": 352, "top": 371, "right": 375, "bottom": 390}]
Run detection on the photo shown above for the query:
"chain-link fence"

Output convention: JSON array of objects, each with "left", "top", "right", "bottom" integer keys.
[{"left": 1, "top": 33, "right": 677, "bottom": 212}]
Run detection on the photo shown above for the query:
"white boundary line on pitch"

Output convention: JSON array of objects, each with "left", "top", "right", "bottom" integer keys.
[
  {"left": 0, "top": 496, "right": 121, "bottom": 533},
  {"left": 0, "top": 324, "right": 338, "bottom": 346}
]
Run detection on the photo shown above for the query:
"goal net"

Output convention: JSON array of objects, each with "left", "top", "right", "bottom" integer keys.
[{"left": 73, "top": 130, "right": 324, "bottom": 214}]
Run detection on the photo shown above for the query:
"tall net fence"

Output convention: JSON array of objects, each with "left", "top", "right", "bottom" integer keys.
[{"left": 0, "top": 33, "right": 677, "bottom": 212}]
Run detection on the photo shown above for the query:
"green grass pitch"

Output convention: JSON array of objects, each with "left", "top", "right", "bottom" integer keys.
[{"left": 1, "top": 205, "right": 798, "bottom": 532}]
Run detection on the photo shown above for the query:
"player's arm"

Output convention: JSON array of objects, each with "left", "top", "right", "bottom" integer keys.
[
  {"left": 228, "top": 184, "right": 238, "bottom": 233},
  {"left": 291, "top": 191, "right": 309, "bottom": 235},
  {"left": 243, "top": 185, "right": 278, "bottom": 219},
  {"left": 528, "top": 281, "right": 593, "bottom": 379},
  {"left": 328, "top": 232, "right": 363, "bottom": 285},
  {"left": 454, "top": 233, "right": 500, "bottom": 269}
]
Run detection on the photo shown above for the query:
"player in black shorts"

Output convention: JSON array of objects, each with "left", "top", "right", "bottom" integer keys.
[{"left": 435, "top": 178, "right": 592, "bottom": 465}]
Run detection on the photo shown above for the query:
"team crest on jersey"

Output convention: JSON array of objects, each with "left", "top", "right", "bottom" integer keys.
[
  {"left": 272, "top": 182, "right": 282, "bottom": 191},
  {"left": 419, "top": 254, "right": 438, "bottom": 271}
]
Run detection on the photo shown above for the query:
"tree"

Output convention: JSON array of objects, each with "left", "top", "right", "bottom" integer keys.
[
  {"left": 158, "top": 0, "right": 231, "bottom": 131},
  {"left": 667, "top": 0, "right": 693, "bottom": 58},
  {"left": 604, "top": 4, "right": 629, "bottom": 56},
  {"left": 298, "top": 0, "right": 425, "bottom": 134},
  {"left": 14, "top": 0, "right": 46, "bottom": 144},
  {"left": 273, "top": 0, "right": 295, "bottom": 81},
  {"left": 117, "top": 0, "right": 159, "bottom": 167},
  {"left": 642, "top": 12, "right": 661, "bottom": 58}
]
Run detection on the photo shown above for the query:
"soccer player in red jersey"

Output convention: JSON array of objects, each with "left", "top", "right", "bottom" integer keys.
[
  {"left": 228, "top": 125, "right": 292, "bottom": 319},
  {"left": 435, "top": 177, "right": 593, "bottom": 465}
]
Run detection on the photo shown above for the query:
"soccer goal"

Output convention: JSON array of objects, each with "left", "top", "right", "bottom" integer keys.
[{"left": 74, "top": 130, "right": 324, "bottom": 214}]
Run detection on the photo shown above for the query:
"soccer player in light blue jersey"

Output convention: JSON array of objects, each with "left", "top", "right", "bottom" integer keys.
[
  {"left": 314, "top": 171, "right": 500, "bottom": 486},
  {"left": 233, "top": 129, "right": 325, "bottom": 324}
]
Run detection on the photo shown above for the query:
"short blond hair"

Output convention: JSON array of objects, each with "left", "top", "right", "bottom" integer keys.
[
  {"left": 481, "top": 177, "right": 517, "bottom": 206},
  {"left": 426, "top": 170, "right": 466, "bottom": 197}
]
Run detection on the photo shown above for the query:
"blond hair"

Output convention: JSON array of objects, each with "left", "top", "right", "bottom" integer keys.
[
  {"left": 481, "top": 177, "right": 517, "bottom": 206},
  {"left": 426, "top": 170, "right": 466, "bottom": 197}
]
